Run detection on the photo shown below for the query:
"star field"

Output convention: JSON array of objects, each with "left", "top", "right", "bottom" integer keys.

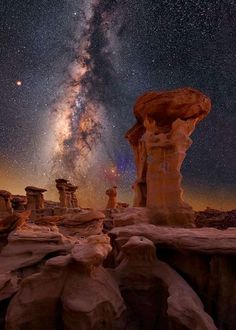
[{"left": 0, "top": 0, "right": 235, "bottom": 209}]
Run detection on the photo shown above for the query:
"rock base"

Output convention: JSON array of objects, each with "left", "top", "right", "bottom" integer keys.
[{"left": 149, "top": 206, "right": 195, "bottom": 227}]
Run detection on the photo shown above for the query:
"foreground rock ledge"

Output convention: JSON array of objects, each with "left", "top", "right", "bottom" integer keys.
[{"left": 110, "top": 224, "right": 236, "bottom": 254}]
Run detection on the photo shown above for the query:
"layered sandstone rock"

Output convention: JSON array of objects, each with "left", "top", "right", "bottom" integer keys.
[
  {"left": 0, "top": 213, "right": 28, "bottom": 248},
  {"left": 25, "top": 186, "right": 47, "bottom": 210},
  {"left": 114, "top": 236, "right": 217, "bottom": 330},
  {"left": 58, "top": 210, "right": 105, "bottom": 237},
  {"left": 126, "top": 87, "right": 211, "bottom": 226},
  {"left": 0, "top": 224, "right": 73, "bottom": 273},
  {"left": 0, "top": 273, "right": 19, "bottom": 301},
  {"left": 0, "top": 191, "right": 12, "bottom": 217},
  {"left": 11, "top": 195, "right": 27, "bottom": 212},
  {"left": 5, "top": 234, "right": 126, "bottom": 330},
  {"left": 112, "top": 207, "right": 150, "bottom": 227},
  {"left": 34, "top": 210, "right": 105, "bottom": 237},
  {"left": 56, "top": 179, "right": 79, "bottom": 208},
  {"left": 111, "top": 224, "right": 236, "bottom": 329},
  {"left": 196, "top": 208, "right": 236, "bottom": 229},
  {"left": 111, "top": 223, "right": 236, "bottom": 254}
]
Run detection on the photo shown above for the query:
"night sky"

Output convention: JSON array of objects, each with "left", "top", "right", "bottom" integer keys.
[{"left": 0, "top": 0, "right": 235, "bottom": 209}]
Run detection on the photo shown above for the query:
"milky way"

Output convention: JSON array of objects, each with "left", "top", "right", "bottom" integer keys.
[
  {"left": 0, "top": 0, "right": 235, "bottom": 209},
  {"left": 51, "top": 0, "right": 123, "bottom": 177}
]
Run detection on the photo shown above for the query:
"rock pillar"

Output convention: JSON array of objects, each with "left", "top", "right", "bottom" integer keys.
[
  {"left": 25, "top": 186, "right": 47, "bottom": 210},
  {"left": 126, "top": 87, "right": 211, "bottom": 226},
  {"left": 106, "top": 186, "right": 118, "bottom": 209},
  {"left": 56, "top": 179, "right": 79, "bottom": 208}
]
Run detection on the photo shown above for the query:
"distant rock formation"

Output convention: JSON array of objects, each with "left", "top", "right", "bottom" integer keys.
[
  {"left": 126, "top": 87, "right": 211, "bottom": 226},
  {"left": 56, "top": 179, "right": 79, "bottom": 208},
  {"left": 25, "top": 186, "right": 47, "bottom": 210},
  {"left": 105, "top": 186, "right": 118, "bottom": 209},
  {"left": 11, "top": 195, "right": 27, "bottom": 212},
  {"left": 196, "top": 208, "right": 236, "bottom": 229}
]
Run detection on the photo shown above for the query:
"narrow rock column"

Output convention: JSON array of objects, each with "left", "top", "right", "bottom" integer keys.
[
  {"left": 25, "top": 187, "right": 47, "bottom": 210},
  {"left": 56, "top": 179, "right": 68, "bottom": 207},
  {"left": 144, "top": 117, "right": 197, "bottom": 210},
  {"left": 69, "top": 185, "right": 79, "bottom": 208},
  {"left": 106, "top": 186, "right": 118, "bottom": 209},
  {"left": 56, "top": 179, "right": 79, "bottom": 208}
]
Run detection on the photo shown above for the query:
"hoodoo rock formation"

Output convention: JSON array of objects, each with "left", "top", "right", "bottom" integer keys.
[
  {"left": 126, "top": 87, "right": 211, "bottom": 226},
  {"left": 56, "top": 179, "right": 79, "bottom": 208},
  {"left": 106, "top": 186, "right": 118, "bottom": 209},
  {"left": 25, "top": 186, "right": 47, "bottom": 210}
]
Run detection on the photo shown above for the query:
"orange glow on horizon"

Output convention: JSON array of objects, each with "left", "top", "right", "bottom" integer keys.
[{"left": 0, "top": 159, "right": 235, "bottom": 211}]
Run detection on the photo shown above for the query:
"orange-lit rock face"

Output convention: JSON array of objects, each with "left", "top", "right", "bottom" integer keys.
[
  {"left": 134, "top": 87, "right": 211, "bottom": 128},
  {"left": 25, "top": 186, "right": 47, "bottom": 210},
  {"left": 126, "top": 88, "right": 211, "bottom": 226}
]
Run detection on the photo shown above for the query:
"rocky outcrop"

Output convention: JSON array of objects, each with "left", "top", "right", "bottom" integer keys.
[
  {"left": 111, "top": 223, "right": 236, "bottom": 254},
  {"left": 126, "top": 88, "right": 211, "bottom": 226},
  {"left": 106, "top": 186, "right": 118, "bottom": 209},
  {"left": 0, "top": 224, "right": 73, "bottom": 273},
  {"left": 0, "top": 273, "right": 19, "bottom": 301},
  {"left": 0, "top": 213, "right": 27, "bottom": 237},
  {"left": 114, "top": 236, "right": 217, "bottom": 330},
  {"left": 111, "top": 224, "right": 236, "bottom": 329},
  {"left": 11, "top": 195, "right": 27, "bottom": 212},
  {"left": 5, "top": 234, "right": 126, "bottom": 330},
  {"left": 25, "top": 186, "right": 47, "bottom": 210},
  {"left": 56, "top": 179, "right": 79, "bottom": 208},
  {"left": 196, "top": 208, "right": 236, "bottom": 229},
  {"left": 112, "top": 207, "right": 150, "bottom": 227},
  {"left": 34, "top": 210, "right": 105, "bottom": 237},
  {"left": 0, "top": 191, "right": 12, "bottom": 218},
  {"left": 58, "top": 210, "right": 105, "bottom": 237}
]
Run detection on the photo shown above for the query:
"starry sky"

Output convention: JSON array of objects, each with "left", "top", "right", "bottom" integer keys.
[{"left": 0, "top": 0, "right": 235, "bottom": 209}]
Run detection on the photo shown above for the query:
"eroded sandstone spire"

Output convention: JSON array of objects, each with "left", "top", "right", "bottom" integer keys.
[
  {"left": 126, "top": 87, "right": 211, "bottom": 226},
  {"left": 105, "top": 186, "right": 118, "bottom": 209},
  {"left": 55, "top": 179, "right": 79, "bottom": 208},
  {"left": 25, "top": 186, "right": 47, "bottom": 210}
]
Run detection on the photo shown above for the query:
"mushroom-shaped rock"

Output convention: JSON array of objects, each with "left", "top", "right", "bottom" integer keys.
[
  {"left": 134, "top": 87, "right": 211, "bottom": 126},
  {"left": 25, "top": 186, "right": 47, "bottom": 210},
  {"left": 55, "top": 179, "right": 79, "bottom": 208},
  {"left": 126, "top": 87, "right": 212, "bottom": 227}
]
